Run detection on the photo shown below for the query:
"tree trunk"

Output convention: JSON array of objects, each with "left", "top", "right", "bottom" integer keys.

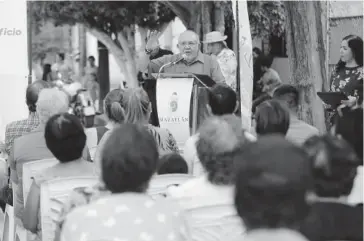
[
  {"left": 78, "top": 24, "right": 87, "bottom": 77},
  {"left": 98, "top": 41, "right": 110, "bottom": 112},
  {"left": 87, "top": 26, "right": 131, "bottom": 88},
  {"left": 285, "top": 1, "right": 327, "bottom": 133},
  {"left": 165, "top": 1, "right": 227, "bottom": 53},
  {"left": 117, "top": 29, "right": 138, "bottom": 88}
]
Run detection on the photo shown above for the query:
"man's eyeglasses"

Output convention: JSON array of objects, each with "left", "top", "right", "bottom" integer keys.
[{"left": 179, "top": 41, "right": 198, "bottom": 47}]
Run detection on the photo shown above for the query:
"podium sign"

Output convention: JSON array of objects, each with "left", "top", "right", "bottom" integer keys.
[{"left": 156, "top": 77, "right": 194, "bottom": 148}]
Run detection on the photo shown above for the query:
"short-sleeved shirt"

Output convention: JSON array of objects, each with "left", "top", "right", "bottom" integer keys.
[
  {"left": 148, "top": 51, "right": 225, "bottom": 84},
  {"left": 61, "top": 193, "right": 191, "bottom": 241},
  {"left": 9, "top": 126, "right": 54, "bottom": 220}
]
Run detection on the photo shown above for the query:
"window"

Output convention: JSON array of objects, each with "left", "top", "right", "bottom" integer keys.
[{"left": 269, "top": 32, "right": 287, "bottom": 57}]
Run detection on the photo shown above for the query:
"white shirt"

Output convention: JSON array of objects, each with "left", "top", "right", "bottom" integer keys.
[
  {"left": 348, "top": 166, "right": 363, "bottom": 205},
  {"left": 286, "top": 115, "right": 319, "bottom": 146},
  {"left": 168, "top": 175, "right": 244, "bottom": 240}
]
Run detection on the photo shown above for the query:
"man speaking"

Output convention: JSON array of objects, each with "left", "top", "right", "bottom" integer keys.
[{"left": 140, "top": 30, "right": 226, "bottom": 127}]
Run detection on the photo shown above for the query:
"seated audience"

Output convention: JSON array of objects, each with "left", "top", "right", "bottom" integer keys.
[
  {"left": 273, "top": 84, "right": 319, "bottom": 145},
  {"left": 234, "top": 135, "right": 312, "bottom": 241},
  {"left": 300, "top": 135, "right": 363, "bottom": 241},
  {"left": 158, "top": 153, "right": 188, "bottom": 175},
  {"left": 254, "top": 99, "right": 290, "bottom": 136},
  {"left": 183, "top": 84, "right": 255, "bottom": 176},
  {"left": 9, "top": 87, "right": 70, "bottom": 224},
  {"left": 85, "top": 89, "right": 125, "bottom": 160},
  {"left": 22, "top": 113, "right": 96, "bottom": 240},
  {"left": 333, "top": 105, "right": 363, "bottom": 204},
  {"left": 5, "top": 80, "right": 50, "bottom": 156},
  {"left": 60, "top": 124, "right": 191, "bottom": 241},
  {"left": 122, "top": 87, "right": 179, "bottom": 155},
  {"left": 168, "top": 115, "right": 248, "bottom": 240},
  {"left": 94, "top": 88, "right": 178, "bottom": 173}
]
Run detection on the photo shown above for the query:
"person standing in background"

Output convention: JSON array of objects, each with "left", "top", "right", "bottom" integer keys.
[
  {"left": 85, "top": 56, "right": 98, "bottom": 76},
  {"left": 203, "top": 31, "right": 237, "bottom": 90},
  {"left": 52, "top": 53, "right": 73, "bottom": 83}
]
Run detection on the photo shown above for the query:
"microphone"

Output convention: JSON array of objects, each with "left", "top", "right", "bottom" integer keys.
[{"left": 157, "top": 54, "right": 186, "bottom": 79}]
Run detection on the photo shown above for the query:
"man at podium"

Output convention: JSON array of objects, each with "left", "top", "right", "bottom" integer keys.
[
  {"left": 140, "top": 30, "right": 226, "bottom": 127},
  {"left": 144, "top": 30, "right": 225, "bottom": 81}
]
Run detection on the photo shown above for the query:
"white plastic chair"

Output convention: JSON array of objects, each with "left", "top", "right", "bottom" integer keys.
[
  {"left": 183, "top": 203, "right": 245, "bottom": 241},
  {"left": 40, "top": 176, "right": 98, "bottom": 241},
  {"left": 22, "top": 158, "right": 58, "bottom": 204},
  {"left": 2, "top": 204, "right": 15, "bottom": 241},
  {"left": 84, "top": 127, "right": 98, "bottom": 161},
  {"left": 148, "top": 174, "right": 192, "bottom": 197}
]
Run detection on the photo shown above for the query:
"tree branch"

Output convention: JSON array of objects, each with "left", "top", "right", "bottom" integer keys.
[{"left": 161, "top": 1, "right": 191, "bottom": 27}]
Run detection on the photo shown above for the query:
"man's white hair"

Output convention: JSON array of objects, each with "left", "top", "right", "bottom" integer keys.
[{"left": 36, "top": 87, "right": 70, "bottom": 124}]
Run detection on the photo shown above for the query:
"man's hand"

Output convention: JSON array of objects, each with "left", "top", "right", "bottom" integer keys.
[
  {"left": 146, "top": 30, "right": 160, "bottom": 51},
  {"left": 341, "top": 95, "right": 357, "bottom": 107}
]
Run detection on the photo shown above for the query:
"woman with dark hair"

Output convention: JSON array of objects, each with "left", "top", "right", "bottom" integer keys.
[
  {"left": 254, "top": 99, "right": 290, "bottom": 136},
  {"left": 300, "top": 135, "right": 363, "bottom": 241},
  {"left": 327, "top": 35, "right": 363, "bottom": 125},
  {"left": 41, "top": 64, "right": 52, "bottom": 82},
  {"left": 60, "top": 124, "right": 191, "bottom": 241},
  {"left": 22, "top": 113, "right": 95, "bottom": 240}
]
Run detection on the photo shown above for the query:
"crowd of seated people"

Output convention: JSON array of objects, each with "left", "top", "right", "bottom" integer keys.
[{"left": 0, "top": 45, "right": 362, "bottom": 241}]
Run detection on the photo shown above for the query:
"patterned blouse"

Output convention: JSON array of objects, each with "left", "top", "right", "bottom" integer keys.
[
  {"left": 330, "top": 66, "right": 363, "bottom": 96},
  {"left": 60, "top": 193, "right": 191, "bottom": 241},
  {"left": 216, "top": 48, "right": 238, "bottom": 90}
]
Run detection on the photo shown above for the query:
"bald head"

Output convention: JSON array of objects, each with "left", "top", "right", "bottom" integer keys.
[
  {"left": 178, "top": 30, "right": 200, "bottom": 43},
  {"left": 26, "top": 80, "right": 51, "bottom": 112}
]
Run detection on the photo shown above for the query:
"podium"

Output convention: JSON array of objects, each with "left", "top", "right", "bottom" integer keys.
[{"left": 142, "top": 73, "right": 216, "bottom": 146}]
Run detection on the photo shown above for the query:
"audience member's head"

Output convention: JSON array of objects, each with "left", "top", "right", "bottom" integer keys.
[
  {"left": 158, "top": 153, "right": 188, "bottom": 175},
  {"left": 104, "top": 89, "right": 125, "bottom": 124},
  {"left": 207, "top": 83, "right": 237, "bottom": 115},
  {"left": 235, "top": 135, "right": 312, "bottom": 230},
  {"left": 196, "top": 115, "right": 249, "bottom": 185},
  {"left": 259, "top": 55, "right": 274, "bottom": 71},
  {"left": 255, "top": 99, "right": 290, "bottom": 136},
  {"left": 273, "top": 84, "right": 299, "bottom": 113},
  {"left": 252, "top": 47, "right": 262, "bottom": 60},
  {"left": 334, "top": 107, "right": 363, "bottom": 165},
  {"left": 123, "top": 88, "right": 151, "bottom": 124},
  {"left": 57, "top": 53, "right": 65, "bottom": 62},
  {"left": 26, "top": 80, "right": 51, "bottom": 113},
  {"left": 101, "top": 124, "right": 159, "bottom": 193},
  {"left": 88, "top": 55, "right": 95, "bottom": 65},
  {"left": 42, "top": 64, "right": 52, "bottom": 81},
  {"left": 45, "top": 113, "right": 86, "bottom": 163},
  {"left": 36, "top": 88, "right": 69, "bottom": 124},
  {"left": 303, "top": 135, "right": 359, "bottom": 198}
]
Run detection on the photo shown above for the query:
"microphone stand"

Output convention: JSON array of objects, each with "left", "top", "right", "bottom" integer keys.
[{"left": 156, "top": 55, "right": 185, "bottom": 80}]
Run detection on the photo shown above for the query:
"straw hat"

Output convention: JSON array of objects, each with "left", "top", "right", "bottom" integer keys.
[{"left": 202, "top": 31, "right": 228, "bottom": 44}]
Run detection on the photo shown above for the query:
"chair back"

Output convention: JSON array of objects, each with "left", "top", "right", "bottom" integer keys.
[
  {"left": 40, "top": 176, "right": 98, "bottom": 241},
  {"left": 148, "top": 174, "right": 192, "bottom": 198},
  {"left": 184, "top": 203, "right": 245, "bottom": 241},
  {"left": 2, "top": 204, "right": 15, "bottom": 241},
  {"left": 22, "top": 158, "right": 57, "bottom": 204}
]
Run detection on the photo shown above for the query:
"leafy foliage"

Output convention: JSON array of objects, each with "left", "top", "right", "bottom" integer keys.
[
  {"left": 29, "top": 1, "right": 176, "bottom": 36},
  {"left": 248, "top": 1, "right": 286, "bottom": 38}
]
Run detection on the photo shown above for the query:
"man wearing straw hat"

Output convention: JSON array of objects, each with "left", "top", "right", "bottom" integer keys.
[{"left": 203, "top": 31, "right": 237, "bottom": 90}]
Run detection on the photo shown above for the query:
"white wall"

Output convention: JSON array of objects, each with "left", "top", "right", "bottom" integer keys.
[{"left": 0, "top": 0, "right": 29, "bottom": 139}]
